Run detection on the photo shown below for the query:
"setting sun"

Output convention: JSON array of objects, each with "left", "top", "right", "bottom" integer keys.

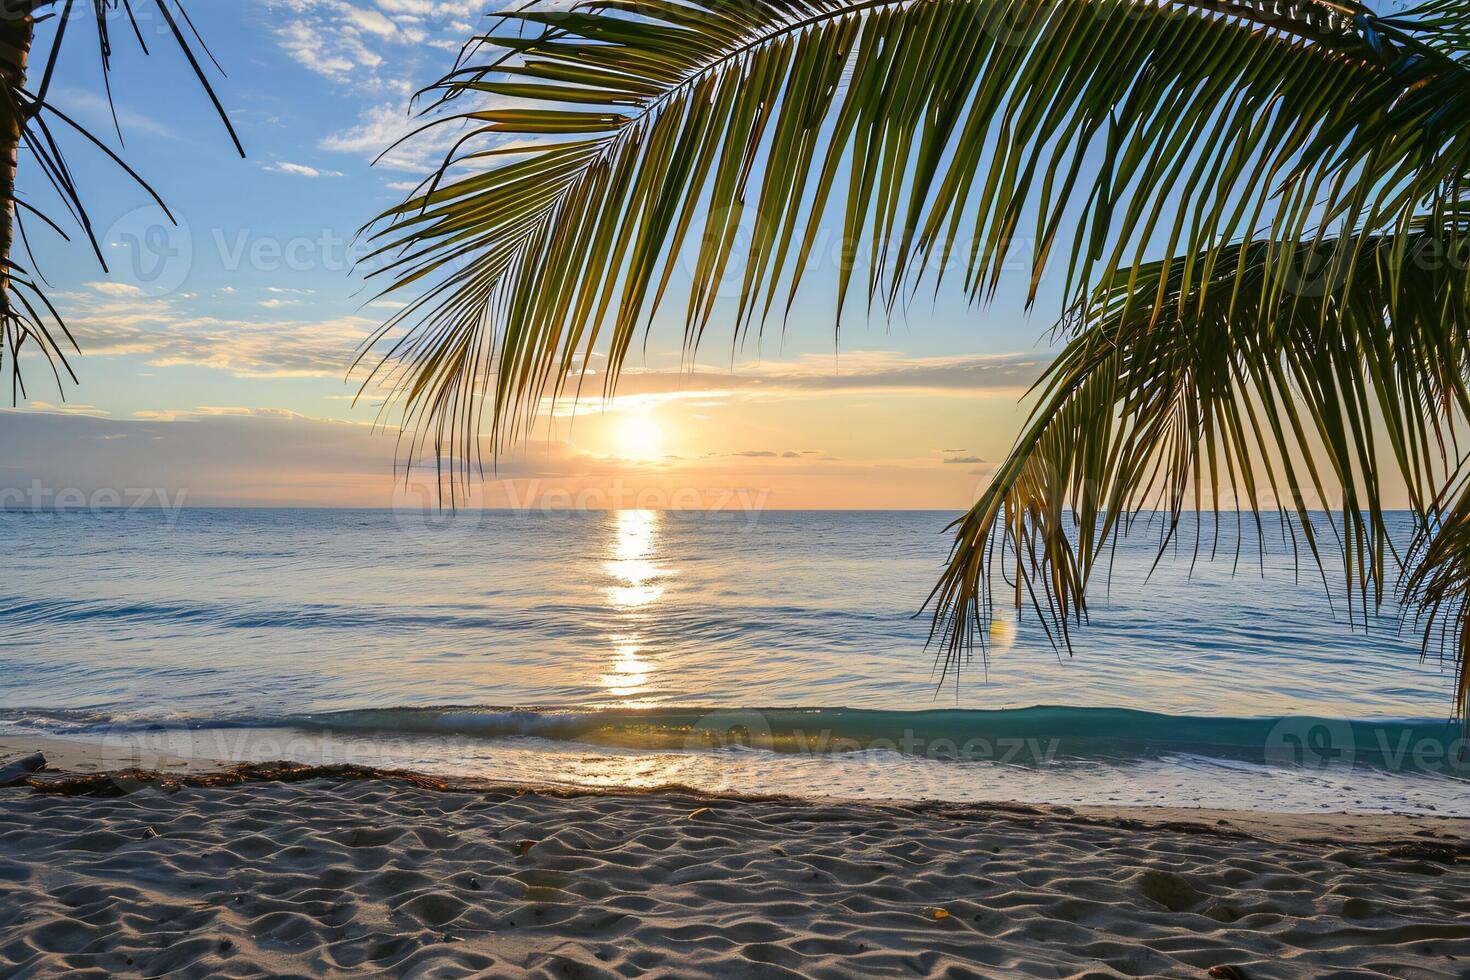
[{"left": 615, "top": 411, "right": 664, "bottom": 461}]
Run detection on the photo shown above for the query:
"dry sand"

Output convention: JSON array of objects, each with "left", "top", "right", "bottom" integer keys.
[{"left": 1, "top": 759, "right": 1468, "bottom": 979}]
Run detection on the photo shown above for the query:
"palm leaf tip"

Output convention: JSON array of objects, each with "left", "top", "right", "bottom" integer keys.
[{"left": 1403, "top": 492, "right": 1470, "bottom": 722}]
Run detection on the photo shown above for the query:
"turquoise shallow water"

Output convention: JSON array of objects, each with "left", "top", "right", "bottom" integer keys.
[{"left": 2, "top": 508, "right": 1467, "bottom": 812}]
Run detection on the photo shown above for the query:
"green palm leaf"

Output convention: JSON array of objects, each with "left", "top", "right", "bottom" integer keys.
[
  {"left": 368, "top": 0, "right": 1470, "bottom": 715},
  {"left": 1404, "top": 473, "right": 1470, "bottom": 715},
  {"left": 365, "top": 0, "right": 1440, "bottom": 455},
  {"left": 928, "top": 223, "right": 1470, "bottom": 696}
]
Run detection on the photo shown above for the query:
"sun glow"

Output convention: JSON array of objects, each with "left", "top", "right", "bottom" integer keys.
[{"left": 615, "top": 411, "right": 664, "bottom": 460}]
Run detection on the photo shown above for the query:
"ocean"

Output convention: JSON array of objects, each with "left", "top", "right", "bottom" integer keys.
[{"left": 3, "top": 507, "right": 1466, "bottom": 813}]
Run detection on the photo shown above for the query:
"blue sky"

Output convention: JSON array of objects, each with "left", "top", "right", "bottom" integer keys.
[{"left": 3, "top": 0, "right": 1062, "bottom": 508}]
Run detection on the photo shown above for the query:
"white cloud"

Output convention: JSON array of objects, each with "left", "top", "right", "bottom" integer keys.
[
  {"left": 321, "top": 101, "right": 466, "bottom": 173},
  {"left": 261, "top": 160, "right": 346, "bottom": 178},
  {"left": 263, "top": 0, "right": 486, "bottom": 93},
  {"left": 272, "top": 15, "right": 381, "bottom": 81},
  {"left": 86, "top": 282, "right": 144, "bottom": 297},
  {"left": 612, "top": 351, "right": 1051, "bottom": 396},
  {"left": 259, "top": 2, "right": 516, "bottom": 180},
  {"left": 52, "top": 286, "right": 379, "bottom": 379},
  {"left": 345, "top": 7, "right": 396, "bottom": 35},
  {"left": 23, "top": 401, "right": 109, "bottom": 417},
  {"left": 374, "top": 0, "right": 437, "bottom": 14}
]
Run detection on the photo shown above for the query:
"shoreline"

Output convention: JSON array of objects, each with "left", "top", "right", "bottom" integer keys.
[
  {"left": 5, "top": 731, "right": 1469, "bottom": 846},
  {"left": 3, "top": 756, "right": 1468, "bottom": 977}
]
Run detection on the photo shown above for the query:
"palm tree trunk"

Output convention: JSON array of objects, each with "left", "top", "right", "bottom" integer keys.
[{"left": 0, "top": 1, "right": 32, "bottom": 314}]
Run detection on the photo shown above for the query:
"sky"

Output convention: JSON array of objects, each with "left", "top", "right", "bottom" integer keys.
[{"left": 0, "top": 0, "right": 1065, "bottom": 510}]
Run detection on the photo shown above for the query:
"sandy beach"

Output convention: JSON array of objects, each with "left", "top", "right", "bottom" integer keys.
[{"left": 2, "top": 756, "right": 1467, "bottom": 978}]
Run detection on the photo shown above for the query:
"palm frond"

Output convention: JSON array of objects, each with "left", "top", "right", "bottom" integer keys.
[
  {"left": 367, "top": 0, "right": 1470, "bottom": 714},
  {"left": 364, "top": 0, "right": 1470, "bottom": 473},
  {"left": 928, "top": 221, "right": 1470, "bottom": 695},
  {"left": 1403, "top": 473, "right": 1470, "bottom": 718},
  {"left": 0, "top": 0, "right": 242, "bottom": 398}
]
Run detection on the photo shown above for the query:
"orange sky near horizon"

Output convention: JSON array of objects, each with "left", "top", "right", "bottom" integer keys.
[{"left": 6, "top": 349, "right": 1046, "bottom": 510}]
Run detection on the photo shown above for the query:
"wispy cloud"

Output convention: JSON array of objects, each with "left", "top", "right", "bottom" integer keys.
[
  {"left": 52, "top": 287, "right": 376, "bottom": 378},
  {"left": 261, "top": 160, "right": 345, "bottom": 178},
  {"left": 264, "top": 0, "right": 485, "bottom": 92},
  {"left": 23, "top": 401, "right": 109, "bottom": 417},
  {"left": 52, "top": 87, "right": 184, "bottom": 143},
  {"left": 85, "top": 282, "right": 144, "bottom": 298},
  {"left": 63, "top": 280, "right": 1049, "bottom": 403},
  {"left": 320, "top": 100, "right": 467, "bottom": 174},
  {"left": 270, "top": 0, "right": 511, "bottom": 179},
  {"left": 608, "top": 351, "right": 1050, "bottom": 398}
]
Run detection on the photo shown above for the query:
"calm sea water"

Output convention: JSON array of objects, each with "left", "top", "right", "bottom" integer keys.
[{"left": 2, "top": 508, "right": 1466, "bottom": 813}]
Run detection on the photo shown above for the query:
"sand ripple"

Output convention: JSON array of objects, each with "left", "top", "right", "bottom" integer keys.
[{"left": 1, "top": 778, "right": 1468, "bottom": 977}]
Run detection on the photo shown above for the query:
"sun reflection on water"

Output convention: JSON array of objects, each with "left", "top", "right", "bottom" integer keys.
[
  {"left": 606, "top": 509, "right": 665, "bottom": 608},
  {"left": 600, "top": 510, "right": 670, "bottom": 705},
  {"left": 600, "top": 635, "right": 653, "bottom": 698},
  {"left": 989, "top": 606, "right": 1017, "bottom": 652}
]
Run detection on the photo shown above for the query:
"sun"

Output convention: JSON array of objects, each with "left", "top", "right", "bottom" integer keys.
[{"left": 615, "top": 411, "right": 664, "bottom": 460}]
